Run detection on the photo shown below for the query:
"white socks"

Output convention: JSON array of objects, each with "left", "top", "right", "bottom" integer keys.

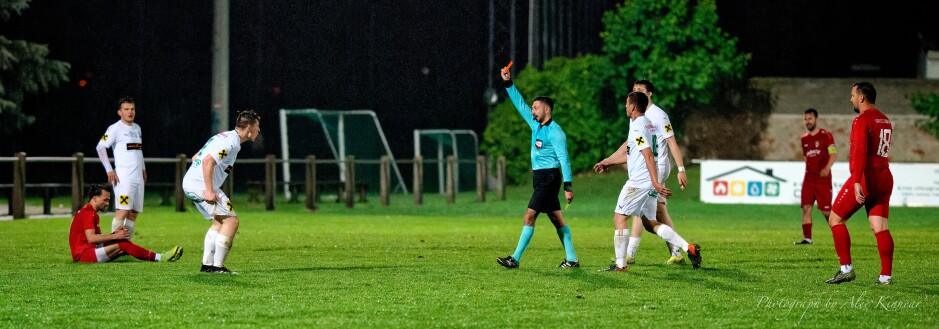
[
  {"left": 111, "top": 217, "right": 134, "bottom": 241},
  {"left": 627, "top": 237, "right": 641, "bottom": 259},
  {"left": 614, "top": 230, "right": 628, "bottom": 268},
  {"left": 111, "top": 218, "right": 123, "bottom": 234},
  {"left": 213, "top": 234, "right": 233, "bottom": 267},
  {"left": 654, "top": 225, "right": 689, "bottom": 252},
  {"left": 203, "top": 229, "right": 219, "bottom": 266},
  {"left": 155, "top": 254, "right": 162, "bottom": 262},
  {"left": 879, "top": 275, "right": 891, "bottom": 283},
  {"left": 841, "top": 264, "right": 853, "bottom": 273},
  {"left": 123, "top": 220, "right": 135, "bottom": 241}
]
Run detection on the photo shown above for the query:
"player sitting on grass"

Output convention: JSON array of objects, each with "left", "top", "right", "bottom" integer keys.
[{"left": 69, "top": 184, "right": 182, "bottom": 263}]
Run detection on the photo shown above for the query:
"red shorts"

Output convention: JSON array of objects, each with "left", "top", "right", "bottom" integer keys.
[
  {"left": 801, "top": 178, "right": 832, "bottom": 211},
  {"left": 73, "top": 248, "right": 102, "bottom": 263},
  {"left": 832, "top": 171, "right": 893, "bottom": 219}
]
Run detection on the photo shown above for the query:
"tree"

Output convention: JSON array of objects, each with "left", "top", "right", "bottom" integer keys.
[
  {"left": 482, "top": 55, "right": 619, "bottom": 185},
  {"left": 1, "top": 0, "right": 70, "bottom": 135},
  {"left": 910, "top": 91, "right": 939, "bottom": 139},
  {"left": 601, "top": 0, "right": 749, "bottom": 123}
]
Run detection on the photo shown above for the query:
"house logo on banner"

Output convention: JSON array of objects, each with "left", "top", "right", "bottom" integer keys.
[{"left": 707, "top": 166, "right": 786, "bottom": 200}]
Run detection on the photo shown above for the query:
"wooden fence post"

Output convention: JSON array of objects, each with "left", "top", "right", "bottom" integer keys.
[
  {"left": 446, "top": 155, "right": 456, "bottom": 204},
  {"left": 344, "top": 155, "right": 355, "bottom": 209},
  {"left": 71, "top": 152, "right": 85, "bottom": 215},
  {"left": 305, "top": 155, "right": 316, "bottom": 210},
  {"left": 380, "top": 155, "right": 390, "bottom": 206},
  {"left": 175, "top": 154, "right": 187, "bottom": 212},
  {"left": 497, "top": 156, "right": 506, "bottom": 200},
  {"left": 265, "top": 154, "right": 276, "bottom": 211},
  {"left": 476, "top": 155, "right": 486, "bottom": 202},
  {"left": 12, "top": 152, "right": 26, "bottom": 219},
  {"left": 413, "top": 155, "right": 423, "bottom": 205}
]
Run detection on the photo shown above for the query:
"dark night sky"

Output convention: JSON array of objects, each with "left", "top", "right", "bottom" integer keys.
[{"left": 5, "top": 0, "right": 938, "bottom": 160}]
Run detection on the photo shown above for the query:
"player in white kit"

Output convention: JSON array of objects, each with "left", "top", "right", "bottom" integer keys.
[
  {"left": 593, "top": 92, "right": 701, "bottom": 271},
  {"left": 96, "top": 97, "right": 146, "bottom": 240},
  {"left": 183, "top": 110, "right": 261, "bottom": 274},
  {"left": 628, "top": 80, "right": 689, "bottom": 265}
]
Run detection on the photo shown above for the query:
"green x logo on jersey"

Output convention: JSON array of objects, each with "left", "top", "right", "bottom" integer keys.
[
  {"left": 218, "top": 149, "right": 228, "bottom": 159},
  {"left": 101, "top": 134, "right": 109, "bottom": 141},
  {"left": 226, "top": 200, "right": 233, "bottom": 211},
  {"left": 664, "top": 124, "right": 672, "bottom": 133},
  {"left": 635, "top": 136, "right": 645, "bottom": 146},
  {"left": 119, "top": 195, "right": 129, "bottom": 205}
]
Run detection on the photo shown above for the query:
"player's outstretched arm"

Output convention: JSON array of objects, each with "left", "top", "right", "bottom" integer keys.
[
  {"left": 642, "top": 148, "right": 671, "bottom": 198},
  {"left": 201, "top": 154, "right": 218, "bottom": 203},
  {"left": 666, "top": 137, "right": 687, "bottom": 190},
  {"left": 500, "top": 66, "right": 536, "bottom": 128}
]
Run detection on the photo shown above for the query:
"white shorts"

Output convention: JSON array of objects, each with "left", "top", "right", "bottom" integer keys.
[
  {"left": 113, "top": 181, "right": 144, "bottom": 212},
  {"left": 184, "top": 189, "right": 237, "bottom": 220},
  {"left": 614, "top": 186, "right": 658, "bottom": 220},
  {"left": 657, "top": 162, "right": 671, "bottom": 204}
]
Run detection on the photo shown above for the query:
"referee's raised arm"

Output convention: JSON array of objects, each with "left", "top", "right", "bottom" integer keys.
[{"left": 501, "top": 68, "right": 536, "bottom": 129}]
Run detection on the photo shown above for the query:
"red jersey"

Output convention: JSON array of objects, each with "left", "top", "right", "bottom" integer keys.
[
  {"left": 69, "top": 204, "right": 100, "bottom": 260},
  {"left": 801, "top": 128, "right": 836, "bottom": 182},
  {"left": 848, "top": 108, "right": 892, "bottom": 192}
]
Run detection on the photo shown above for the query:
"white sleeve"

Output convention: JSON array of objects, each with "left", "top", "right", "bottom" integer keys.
[{"left": 96, "top": 144, "right": 113, "bottom": 173}]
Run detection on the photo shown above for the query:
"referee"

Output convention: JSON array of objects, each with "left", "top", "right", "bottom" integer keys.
[{"left": 496, "top": 66, "right": 579, "bottom": 269}]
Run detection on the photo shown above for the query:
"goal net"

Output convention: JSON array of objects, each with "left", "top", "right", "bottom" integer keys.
[
  {"left": 279, "top": 109, "right": 407, "bottom": 199},
  {"left": 413, "top": 129, "right": 479, "bottom": 194}
]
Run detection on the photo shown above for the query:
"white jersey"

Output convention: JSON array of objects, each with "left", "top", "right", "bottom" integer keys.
[
  {"left": 625, "top": 116, "right": 656, "bottom": 189},
  {"left": 644, "top": 104, "right": 674, "bottom": 169},
  {"left": 97, "top": 121, "right": 145, "bottom": 183},
  {"left": 183, "top": 130, "right": 242, "bottom": 191}
]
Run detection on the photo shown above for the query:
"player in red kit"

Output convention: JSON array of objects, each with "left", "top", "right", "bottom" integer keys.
[
  {"left": 796, "top": 108, "right": 837, "bottom": 245},
  {"left": 825, "top": 82, "right": 894, "bottom": 285},
  {"left": 69, "top": 184, "right": 183, "bottom": 263}
]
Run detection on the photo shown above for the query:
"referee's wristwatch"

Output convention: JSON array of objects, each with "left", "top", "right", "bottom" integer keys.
[{"left": 563, "top": 182, "right": 573, "bottom": 192}]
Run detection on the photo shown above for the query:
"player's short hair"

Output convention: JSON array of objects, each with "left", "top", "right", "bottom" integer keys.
[
  {"left": 854, "top": 82, "right": 876, "bottom": 104},
  {"left": 633, "top": 79, "right": 655, "bottom": 94},
  {"left": 628, "top": 91, "right": 649, "bottom": 113},
  {"left": 117, "top": 97, "right": 134, "bottom": 108},
  {"left": 804, "top": 108, "right": 818, "bottom": 118},
  {"left": 235, "top": 109, "right": 260, "bottom": 128},
  {"left": 532, "top": 96, "right": 554, "bottom": 111},
  {"left": 86, "top": 184, "right": 110, "bottom": 200}
]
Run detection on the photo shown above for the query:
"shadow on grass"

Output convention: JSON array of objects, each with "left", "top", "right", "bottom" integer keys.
[{"left": 250, "top": 265, "right": 409, "bottom": 273}]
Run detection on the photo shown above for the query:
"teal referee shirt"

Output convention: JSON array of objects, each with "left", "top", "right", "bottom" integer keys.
[{"left": 504, "top": 82, "right": 573, "bottom": 184}]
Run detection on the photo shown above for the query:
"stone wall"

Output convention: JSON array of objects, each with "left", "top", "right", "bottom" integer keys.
[{"left": 683, "top": 77, "right": 939, "bottom": 163}]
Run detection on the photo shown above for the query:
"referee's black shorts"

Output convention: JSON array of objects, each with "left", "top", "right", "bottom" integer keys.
[{"left": 528, "top": 168, "right": 562, "bottom": 213}]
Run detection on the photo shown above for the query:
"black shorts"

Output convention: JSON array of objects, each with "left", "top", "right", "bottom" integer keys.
[{"left": 528, "top": 168, "right": 562, "bottom": 213}]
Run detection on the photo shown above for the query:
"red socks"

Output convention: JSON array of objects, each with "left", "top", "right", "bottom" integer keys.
[
  {"left": 875, "top": 230, "right": 894, "bottom": 276},
  {"left": 118, "top": 241, "right": 157, "bottom": 261},
  {"left": 830, "top": 224, "right": 852, "bottom": 266},
  {"left": 802, "top": 223, "right": 812, "bottom": 239}
]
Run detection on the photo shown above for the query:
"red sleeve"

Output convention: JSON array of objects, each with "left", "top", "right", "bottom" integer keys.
[
  {"left": 848, "top": 116, "right": 868, "bottom": 190},
  {"left": 826, "top": 131, "right": 836, "bottom": 149},
  {"left": 81, "top": 212, "right": 97, "bottom": 233}
]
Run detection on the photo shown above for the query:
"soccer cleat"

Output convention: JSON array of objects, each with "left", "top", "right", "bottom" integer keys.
[
  {"left": 212, "top": 266, "right": 239, "bottom": 275},
  {"left": 874, "top": 278, "right": 893, "bottom": 285},
  {"left": 164, "top": 246, "right": 183, "bottom": 262},
  {"left": 200, "top": 264, "right": 217, "bottom": 272},
  {"left": 601, "top": 264, "right": 628, "bottom": 272},
  {"left": 687, "top": 244, "right": 702, "bottom": 269},
  {"left": 626, "top": 256, "right": 636, "bottom": 264},
  {"left": 665, "top": 255, "right": 686, "bottom": 265},
  {"left": 559, "top": 260, "right": 580, "bottom": 268},
  {"left": 496, "top": 256, "right": 519, "bottom": 269},
  {"left": 824, "top": 270, "right": 856, "bottom": 284},
  {"left": 794, "top": 239, "right": 813, "bottom": 245}
]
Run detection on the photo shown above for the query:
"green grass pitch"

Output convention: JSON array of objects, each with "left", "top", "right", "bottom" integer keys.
[{"left": 1, "top": 166, "right": 937, "bottom": 328}]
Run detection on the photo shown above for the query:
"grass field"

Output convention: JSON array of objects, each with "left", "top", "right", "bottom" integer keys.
[{"left": 1, "top": 166, "right": 937, "bottom": 328}]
